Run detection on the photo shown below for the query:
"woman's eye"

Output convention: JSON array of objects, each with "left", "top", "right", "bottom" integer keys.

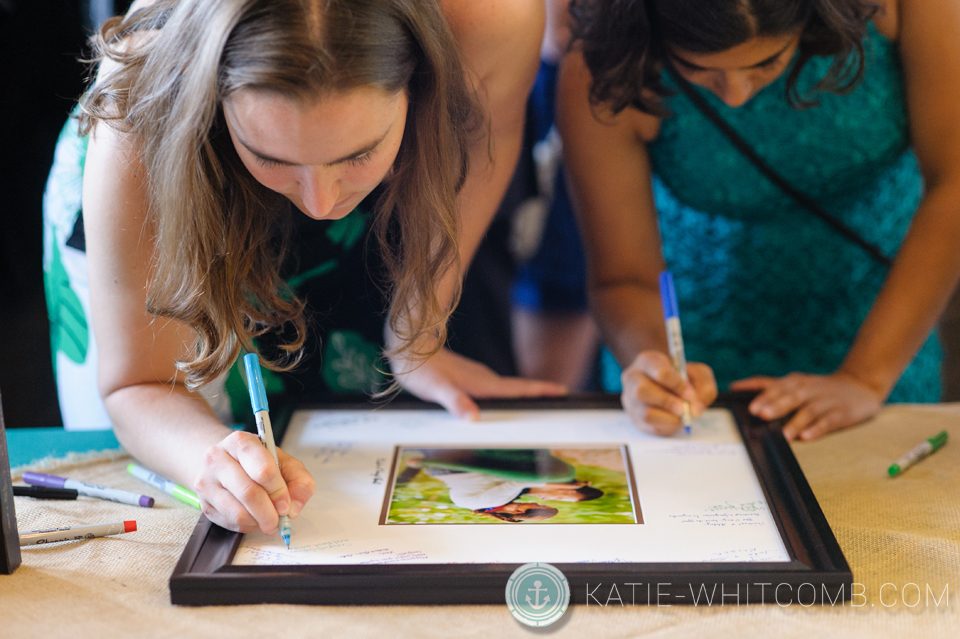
[
  {"left": 255, "top": 156, "right": 283, "bottom": 168},
  {"left": 347, "top": 152, "right": 373, "bottom": 167}
]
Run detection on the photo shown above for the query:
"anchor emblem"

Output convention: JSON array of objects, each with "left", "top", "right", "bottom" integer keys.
[{"left": 525, "top": 580, "right": 551, "bottom": 609}]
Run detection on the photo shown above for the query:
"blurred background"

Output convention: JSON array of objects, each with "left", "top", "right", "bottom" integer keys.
[
  {"left": 0, "top": 0, "right": 133, "bottom": 429},
  {"left": 2, "top": 0, "right": 959, "bottom": 431}
]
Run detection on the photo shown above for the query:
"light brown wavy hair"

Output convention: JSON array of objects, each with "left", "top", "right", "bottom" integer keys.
[{"left": 78, "top": 0, "right": 482, "bottom": 390}]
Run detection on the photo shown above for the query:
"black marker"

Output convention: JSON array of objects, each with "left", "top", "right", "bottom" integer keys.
[{"left": 13, "top": 486, "right": 80, "bottom": 500}]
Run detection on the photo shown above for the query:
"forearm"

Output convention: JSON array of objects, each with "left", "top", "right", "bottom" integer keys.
[
  {"left": 591, "top": 279, "right": 670, "bottom": 368},
  {"left": 104, "top": 383, "right": 231, "bottom": 489},
  {"left": 842, "top": 184, "right": 960, "bottom": 394}
]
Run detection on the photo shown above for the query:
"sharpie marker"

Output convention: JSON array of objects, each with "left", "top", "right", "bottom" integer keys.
[
  {"left": 13, "top": 486, "right": 79, "bottom": 500},
  {"left": 23, "top": 472, "right": 154, "bottom": 508},
  {"left": 244, "top": 353, "right": 292, "bottom": 548},
  {"left": 19, "top": 520, "right": 137, "bottom": 546},
  {"left": 127, "top": 463, "right": 201, "bottom": 509},
  {"left": 659, "top": 271, "right": 693, "bottom": 436},
  {"left": 888, "top": 431, "right": 948, "bottom": 477}
]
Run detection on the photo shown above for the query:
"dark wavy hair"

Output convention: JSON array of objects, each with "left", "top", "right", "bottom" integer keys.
[{"left": 570, "top": 0, "right": 881, "bottom": 115}]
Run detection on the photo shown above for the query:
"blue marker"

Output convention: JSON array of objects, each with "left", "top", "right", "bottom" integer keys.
[
  {"left": 243, "top": 353, "right": 292, "bottom": 548},
  {"left": 659, "top": 271, "right": 693, "bottom": 436}
]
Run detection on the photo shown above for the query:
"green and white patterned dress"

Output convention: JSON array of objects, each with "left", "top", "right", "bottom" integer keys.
[{"left": 43, "top": 117, "right": 391, "bottom": 430}]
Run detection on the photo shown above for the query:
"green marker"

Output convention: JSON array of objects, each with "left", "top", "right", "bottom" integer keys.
[
  {"left": 887, "top": 431, "right": 949, "bottom": 477},
  {"left": 127, "top": 463, "right": 201, "bottom": 509}
]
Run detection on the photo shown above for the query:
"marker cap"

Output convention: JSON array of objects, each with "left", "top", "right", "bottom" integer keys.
[
  {"left": 139, "top": 495, "right": 155, "bottom": 508},
  {"left": 929, "top": 430, "right": 949, "bottom": 450},
  {"left": 22, "top": 472, "right": 67, "bottom": 488},
  {"left": 659, "top": 271, "right": 679, "bottom": 319},
  {"left": 124, "top": 521, "right": 137, "bottom": 533},
  {"left": 243, "top": 353, "right": 270, "bottom": 413}
]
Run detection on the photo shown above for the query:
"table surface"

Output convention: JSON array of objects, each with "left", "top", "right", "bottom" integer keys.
[{"left": 2, "top": 404, "right": 958, "bottom": 638}]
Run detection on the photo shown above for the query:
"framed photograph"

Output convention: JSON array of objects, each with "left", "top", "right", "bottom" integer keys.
[
  {"left": 170, "top": 393, "right": 852, "bottom": 606},
  {"left": 1, "top": 390, "right": 22, "bottom": 575}
]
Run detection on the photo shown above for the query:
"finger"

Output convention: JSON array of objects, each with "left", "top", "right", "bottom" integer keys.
[
  {"left": 627, "top": 371, "right": 688, "bottom": 417},
  {"left": 798, "top": 409, "right": 849, "bottom": 441},
  {"left": 472, "top": 376, "right": 568, "bottom": 399},
  {"left": 196, "top": 488, "right": 260, "bottom": 534},
  {"left": 624, "top": 400, "right": 684, "bottom": 437},
  {"left": 687, "top": 363, "right": 718, "bottom": 413},
  {"left": 729, "top": 376, "right": 776, "bottom": 391},
  {"left": 228, "top": 432, "right": 291, "bottom": 513},
  {"left": 635, "top": 352, "right": 698, "bottom": 404},
  {"left": 750, "top": 377, "right": 812, "bottom": 421},
  {"left": 781, "top": 400, "right": 829, "bottom": 441},
  {"left": 216, "top": 432, "right": 290, "bottom": 533},
  {"left": 215, "top": 455, "right": 282, "bottom": 534},
  {"left": 277, "top": 449, "right": 316, "bottom": 519},
  {"left": 197, "top": 443, "right": 271, "bottom": 533},
  {"left": 425, "top": 381, "right": 480, "bottom": 421}
]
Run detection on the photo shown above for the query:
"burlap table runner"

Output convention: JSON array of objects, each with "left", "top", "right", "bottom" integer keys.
[{"left": 2, "top": 405, "right": 958, "bottom": 638}]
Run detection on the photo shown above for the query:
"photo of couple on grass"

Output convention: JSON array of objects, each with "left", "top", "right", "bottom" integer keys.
[{"left": 382, "top": 446, "right": 641, "bottom": 525}]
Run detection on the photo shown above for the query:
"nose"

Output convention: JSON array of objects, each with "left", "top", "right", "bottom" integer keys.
[
  {"left": 713, "top": 72, "right": 753, "bottom": 108},
  {"left": 298, "top": 166, "right": 340, "bottom": 219}
]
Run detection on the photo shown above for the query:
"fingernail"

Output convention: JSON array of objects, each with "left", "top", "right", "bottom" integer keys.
[
  {"left": 290, "top": 500, "right": 304, "bottom": 519},
  {"left": 275, "top": 499, "right": 290, "bottom": 517}
]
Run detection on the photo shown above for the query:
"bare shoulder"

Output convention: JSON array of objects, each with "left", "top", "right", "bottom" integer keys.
[
  {"left": 83, "top": 120, "right": 149, "bottom": 237},
  {"left": 871, "top": 0, "right": 899, "bottom": 42},
  {"left": 559, "top": 51, "right": 661, "bottom": 143},
  {"left": 439, "top": 0, "right": 545, "bottom": 83}
]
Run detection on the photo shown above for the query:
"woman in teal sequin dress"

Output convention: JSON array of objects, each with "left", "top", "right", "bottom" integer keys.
[{"left": 558, "top": 0, "right": 960, "bottom": 440}]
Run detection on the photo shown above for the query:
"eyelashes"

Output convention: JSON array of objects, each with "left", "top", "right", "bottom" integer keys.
[
  {"left": 255, "top": 156, "right": 284, "bottom": 168},
  {"left": 254, "top": 151, "right": 374, "bottom": 169},
  {"left": 346, "top": 152, "right": 373, "bottom": 167}
]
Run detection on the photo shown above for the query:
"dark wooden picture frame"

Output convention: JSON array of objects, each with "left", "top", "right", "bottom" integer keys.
[
  {"left": 170, "top": 392, "right": 851, "bottom": 606},
  {"left": 1, "top": 390, "right": 23, "bottom": 575}
]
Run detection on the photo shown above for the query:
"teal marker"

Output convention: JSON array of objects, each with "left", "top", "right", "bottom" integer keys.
[
  {"left": 888, "top": 430, "right": 948, "bottom": 477},
  {"left": 244, "top": 353, "right": 292, "bottom": 548},
  {"left": 126, "top": 463, "right": 201, "bottom": 509}
]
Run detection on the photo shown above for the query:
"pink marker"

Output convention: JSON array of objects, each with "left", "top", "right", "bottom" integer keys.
[{"left": 19, "top": 521, "right": 137, "bottom": 546}]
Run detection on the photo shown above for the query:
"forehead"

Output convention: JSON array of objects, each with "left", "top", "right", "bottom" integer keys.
[
  {"left": 670, "top": 31, "right": 799, "bottom": 70},
  {"left": 223, "top": 86, "right": 405, "bottom": 162}
]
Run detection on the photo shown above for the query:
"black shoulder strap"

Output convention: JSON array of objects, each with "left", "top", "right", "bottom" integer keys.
[{"left": 665, "top": 66, "right": 893, "bottom": 268}]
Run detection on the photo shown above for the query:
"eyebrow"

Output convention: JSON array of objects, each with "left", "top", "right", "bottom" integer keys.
[
  {"left": 238, "top": 126, "right": 392, "bottom": 167},
  {"left": 671, "top": 39, "right": 796, "bottom": 72}
]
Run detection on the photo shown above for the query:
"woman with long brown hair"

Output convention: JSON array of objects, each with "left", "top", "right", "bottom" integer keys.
[
  {"left": 47, "top": 0, "right": 558, "bottom": 534},
  {"left": 558, "top": 0, "right": 960, "bottom": 440}
]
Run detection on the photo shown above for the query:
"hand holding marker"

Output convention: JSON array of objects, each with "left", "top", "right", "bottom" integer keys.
[
  {"left": 659, "top": 271, "right": 692, "bottom": 436},
  {"left": 244, "top": 353, "right": 293, "bottom": 548}
]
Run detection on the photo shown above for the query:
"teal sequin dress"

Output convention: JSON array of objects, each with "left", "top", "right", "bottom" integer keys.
[{"left": 605, "top": 25, "right": 940, "bottom": 402}]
